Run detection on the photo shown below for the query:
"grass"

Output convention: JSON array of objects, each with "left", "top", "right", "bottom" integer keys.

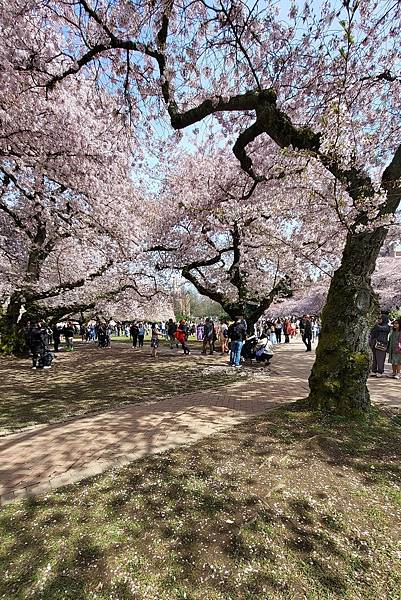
[
  {"left": 0, "top": 339, "right": 243, "bottom": 433},
  {"left": 1, "top": 406, "right": 400, "bottom": 599}
]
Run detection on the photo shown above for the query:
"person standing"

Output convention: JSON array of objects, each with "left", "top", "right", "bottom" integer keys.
[
  {"left": 97, "top": 324, "right": 107, "bottom": 347},
  {"left": 302, "top": 315, "right": 312, "bottom": 352},
  {"left": 196, "top": 322, "right": 204, "bottom": 341},
  {"left": 52, "top": 325, "right": 61, "bottom": 353},
  {"left": 130, "top": 322, "right": 139, "bottom": 348},
  {"left": 167, "top": 318, "right": 177, "bottom": 349},
  {"left": 370, "top": 315, "right": 391, "bottom": 377},
  {"left": 283, "top": 319, "right": 291, "bottom": 343},
  {"left": 63, "top": 322, "right": 75, "bottom": 351},
  {"left": 202, "top": 318, "right": 214, "bottom": 355},
  {"left": 150, "top": 323, "right": 162, "bottom": 357},
  {"left": 388, "top": 319, "right": 401, "bottom": 379},
  {"left": 30, "top": 321, "right": 50, "bottom": 369},
  {"left": 228, "top": 316, "right": 247, "bottom": 367},
  {"left": 274, "top": 319, "right": 283, "bottom": 343},
  {"left": 137, "top": 322, "right": 145, "bottom": 347},
  {"left": 219, "top": 319, "right": 229, "bottom": 354}
]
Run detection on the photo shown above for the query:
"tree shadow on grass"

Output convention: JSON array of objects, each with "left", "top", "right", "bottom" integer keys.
[{"left": 1, "top": 406, "right": 400, "bottom": 599}]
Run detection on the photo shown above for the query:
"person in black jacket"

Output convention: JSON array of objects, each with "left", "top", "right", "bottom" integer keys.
[
  {"left": 167, "top": 318, "right": 177, "bottom": 349},
  {"left": 62, "top": 322, "right": 75, "bottom": 351},
  {"left": 302, "top": 315, "right": 312, "bottom": 352},
  {"left": 30, "top": 321, "right": 49, "bottom": 369},
  {"left": 130, "top": 322, "right": 139, "bottom": 348},
  {"left": 228, "top": 316, "right": 247, "bottom": 367},
  {"left": 52, "top": 325, "right": 61, "bottom": 352},
  {"left": 370, "top": 315, "right": 391, "bottom": 377},
  {"left": 202, "top": 318, "right": 214, "bottom": 355}
]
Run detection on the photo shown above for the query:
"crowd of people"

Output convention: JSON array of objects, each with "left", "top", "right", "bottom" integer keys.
[
  {"left": 23, "top": 314, "right": 322, "bottom": 370},
  {"left": 22, "top": 312, "right": 401, "bottom": 379}
]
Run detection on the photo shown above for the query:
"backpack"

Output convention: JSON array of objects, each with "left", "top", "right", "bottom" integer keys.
[{"left": 232, "top": 322, "right": 245, "bottom": 341}]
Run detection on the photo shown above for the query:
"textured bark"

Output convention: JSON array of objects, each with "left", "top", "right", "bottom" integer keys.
[
  {"left": 307, "top": 228, "right": 386, "bottom": 416},
  {"left": 0, "top": 292, "right": 44, "bottom": 354}
]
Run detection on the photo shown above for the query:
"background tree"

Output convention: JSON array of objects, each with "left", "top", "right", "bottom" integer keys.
[
  {"left": 0, "top": 31, "right": 154, "bottom": 350},
  {"left": 150, "top": 146, "right": 344, "bottom": 331}
]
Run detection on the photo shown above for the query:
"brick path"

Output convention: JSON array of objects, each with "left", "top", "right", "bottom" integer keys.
[{"left": 0, "top": 341, "right": 399, "bottom": 505}]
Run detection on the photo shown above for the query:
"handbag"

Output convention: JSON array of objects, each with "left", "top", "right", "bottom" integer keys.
[{"left": 375, "top": 340, "right": 387, "bottom": 352}]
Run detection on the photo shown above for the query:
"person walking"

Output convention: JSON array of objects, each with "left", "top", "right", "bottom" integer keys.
[
  {"left": 388, "top": 319, "right": 401, "bottom": 379},
  {"left": 228, "top": 316, "right": 247, "bottom": 367},
  {"left": 202, "top": 318, "right": 214, "bottom": 355},
  {"left": 175, "top": 323, "right": 190, "bottom": 354},
  {"left": 370, "top": 314, "right": 391, "bottom": 377},
  {"left": 302, "top": 315, "right": 312, "bottom": 352}
]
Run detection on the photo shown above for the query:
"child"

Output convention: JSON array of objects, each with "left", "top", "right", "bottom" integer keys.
[{"left": 150, "top": 323, "right": 161, "bottom": 357}]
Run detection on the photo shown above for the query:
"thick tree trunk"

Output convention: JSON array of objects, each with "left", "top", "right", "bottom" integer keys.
[
  {"left": 0, "top": 292, "right": 45, "bottom": 355},
  {"left": 0, "top": 292, "right": 27, "bottom": 354},
  {"left": 307, "top": 228, "right": 386, "bottom": 416}
]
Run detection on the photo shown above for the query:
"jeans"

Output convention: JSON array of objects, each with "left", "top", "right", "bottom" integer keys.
[{"left": 230, "top": 340, "right": 243, "bottom": 366}]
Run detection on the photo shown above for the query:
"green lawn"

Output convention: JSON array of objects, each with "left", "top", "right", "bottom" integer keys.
[{"left": 1, "top": 406, "right": 400, "bottom": 599}]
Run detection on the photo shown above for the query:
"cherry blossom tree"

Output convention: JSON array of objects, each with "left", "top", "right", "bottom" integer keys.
[
  {"left": 267, "top": 282, "right": 328, "bottom": 320},
  {"left": 267, "top": 251, "right": 401, "bottom": 318},
  {"left": 5, "top": 0, "right": 401, "bottom": 413},
  {"left": 0, "top": 18, "right": 153, "bottom": 351},
  {"left": 149, "top": 145, "right": 344, "bottom": 331}
]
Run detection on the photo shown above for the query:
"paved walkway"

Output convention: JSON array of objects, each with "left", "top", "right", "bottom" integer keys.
[{"left": 0, "top": 341, "right": 399, "bottom": 505}]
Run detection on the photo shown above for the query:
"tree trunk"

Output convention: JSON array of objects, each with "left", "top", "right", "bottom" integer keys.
[
  {"left": 0, "top": 292, "right": 27, "bottom": 354},
  {"left": 0, "top": 292, "right": 44, "bottom": 355},
  {"left": 307, "top": 228, "right": 386, "bottom": 416},
  {"left": 223, "top": 301, "right": 264, "bottom": 334}
]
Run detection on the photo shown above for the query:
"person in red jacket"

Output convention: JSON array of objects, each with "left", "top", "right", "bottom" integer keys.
[{"left": 175, "top": 321, "right": 190, "bottom": 355}]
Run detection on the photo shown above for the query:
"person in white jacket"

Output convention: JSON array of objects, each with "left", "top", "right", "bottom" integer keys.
[{"left": 255, "top": 335, "right": 274, "bottom": 364}]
